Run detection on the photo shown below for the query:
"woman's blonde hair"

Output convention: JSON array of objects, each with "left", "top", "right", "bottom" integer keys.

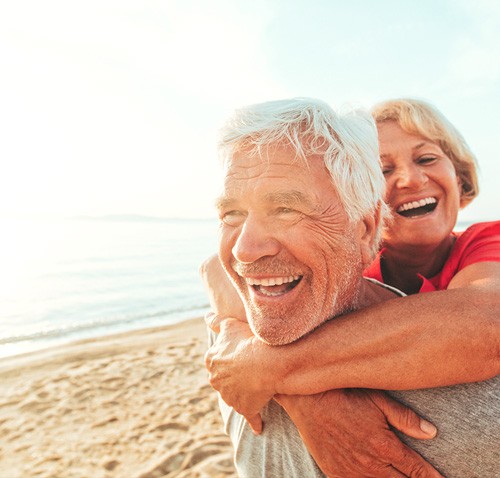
[{"left": 371, "top": 98, "right": 479, "bottom": 207}]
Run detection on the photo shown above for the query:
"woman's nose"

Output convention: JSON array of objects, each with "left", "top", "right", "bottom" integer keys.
[{"left": 394, "top": 164, "right": 428, "bottom": 189}]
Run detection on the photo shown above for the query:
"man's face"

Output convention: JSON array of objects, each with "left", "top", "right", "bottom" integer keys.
[{"left": 217, "top": 144, "right": 374, "bottom": 345}]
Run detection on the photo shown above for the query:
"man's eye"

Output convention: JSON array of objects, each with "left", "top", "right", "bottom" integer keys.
[
  {"left": 275, "top": 207, "right": 303, "bottom": 221},
  {"left": 275, "top": 207, "right": 302, "bottom": 217},
  {"left": 221, "top": 211, "right": 245, "bottom": 226}
]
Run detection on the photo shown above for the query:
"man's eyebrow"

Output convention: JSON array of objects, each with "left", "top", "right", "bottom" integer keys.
[
  {"left": 215, "top": 191, "right": 313, "bottom": 210},
  {"left": 264, "top": 190, "right": 313, "bottom": 207},
  {"left": 215, "top": 196, "right": 236, "bottom": 211}
]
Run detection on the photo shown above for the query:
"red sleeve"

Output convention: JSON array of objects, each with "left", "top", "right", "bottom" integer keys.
[
  {"left": 436, "top": 221, "right": 500, "bottom": 289},
  {"left": 454, "top": 221, "right": 500, "bottom": 269},
  {"left": 364, "top": 221, "right": 500, "bottom": 292}
]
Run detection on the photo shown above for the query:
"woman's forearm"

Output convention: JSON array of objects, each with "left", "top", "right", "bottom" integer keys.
[
  {"left": 203, "top": 255, "right": 500, "bottom": 396},
  {"left": 274, "top": 286, "right": 499, "bottom": 395}
]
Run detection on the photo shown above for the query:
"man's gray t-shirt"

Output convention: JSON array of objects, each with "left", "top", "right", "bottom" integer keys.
[
  {"left": 210, "top": 280, "right": 500, "bottom": 477},
  {"left": 218, "top": 377, "right": 499, "bottom": 477}
]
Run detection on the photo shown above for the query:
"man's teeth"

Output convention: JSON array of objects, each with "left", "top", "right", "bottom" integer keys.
[
  {"left": 397, "top": 197, "right": 436, "bottom": 212},
  {"left": 246, "top": 275, "right": 301, "bottom": 286}
]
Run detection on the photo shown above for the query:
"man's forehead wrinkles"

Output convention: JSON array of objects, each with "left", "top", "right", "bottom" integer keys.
[
  {"left": 216, "top": 188, "right": 315, "bottom": 211},
  {"left": 226, "top": 163, "right": 266, "bottom": 180},
  {"left": 225, "top": 166, "right": 308, "bottom": 185},
  {"left": 229, "top": 153, "right": 306, "bottom": 169}
]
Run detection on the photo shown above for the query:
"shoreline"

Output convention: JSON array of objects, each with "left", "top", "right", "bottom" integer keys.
[
  {"left": 0, "top": 317, "right": 236, "bottom": 478},
  {"left": 0, "top": 310, "right": 211, "bottom": 362},
  {"left": 0, "top": 317, "right": 209, "bottom": 374}
]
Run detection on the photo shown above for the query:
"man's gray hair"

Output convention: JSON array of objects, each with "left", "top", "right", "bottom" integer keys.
[{"left": 218, "top": 97, "right": 386, "bottom": 226}]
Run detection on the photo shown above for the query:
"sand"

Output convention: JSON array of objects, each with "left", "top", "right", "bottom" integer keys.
[{"left": 0, "top": 318, "right": 236, "bottom": 478}]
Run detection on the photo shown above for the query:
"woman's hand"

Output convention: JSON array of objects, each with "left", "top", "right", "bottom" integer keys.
[
  {"left": 204, "top": 316, "right": 280, "bottom": 434},
  {"left": 277, "top": 389, "right": 442, "bottom": 478}
]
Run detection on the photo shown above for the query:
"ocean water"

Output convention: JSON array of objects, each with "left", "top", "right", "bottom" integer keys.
[{"left": 0, "top": 216, "right": 219, "bottom": 358}]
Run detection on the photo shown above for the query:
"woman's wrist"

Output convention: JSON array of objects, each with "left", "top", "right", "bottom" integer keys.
[{"left": 249, "top": 336, "right": 290, "bottom": 397}]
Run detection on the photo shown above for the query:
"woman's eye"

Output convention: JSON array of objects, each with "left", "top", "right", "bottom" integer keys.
[
  {"left": 418, "top": 156, "right": 437, "bottom": 165},
  {"left": 382, "top": 165, "right": 393, "bottom": 175}
]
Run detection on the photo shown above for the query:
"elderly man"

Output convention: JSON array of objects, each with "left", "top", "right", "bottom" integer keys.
[{"left": 203, "top": 98, "right": 498, "bottom": 477}]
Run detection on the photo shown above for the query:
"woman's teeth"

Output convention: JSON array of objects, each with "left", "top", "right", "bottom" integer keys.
[{"left": 397, "top": 197, "right": 436, "bottom": 213}]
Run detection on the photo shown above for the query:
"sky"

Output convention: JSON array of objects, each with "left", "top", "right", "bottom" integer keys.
[{"left": 1, "top": 0, "right": 498, "bottom": 222}]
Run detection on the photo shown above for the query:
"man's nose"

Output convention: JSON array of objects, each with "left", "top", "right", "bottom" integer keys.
[
  {"left": 395, "top": 164, "right": 428, "bottom": 189},
  {"left": 231, "top": 216, "right": 280, "bottom": 264}
]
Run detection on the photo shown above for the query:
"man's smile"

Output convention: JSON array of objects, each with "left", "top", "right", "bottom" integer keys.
[{"left": 241, "top": 274, "right": 303, "bottom": 297}]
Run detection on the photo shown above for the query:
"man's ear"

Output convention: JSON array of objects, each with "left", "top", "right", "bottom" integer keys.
[{"left": 358, "top": 202, "right": 383, "bottom": 268}]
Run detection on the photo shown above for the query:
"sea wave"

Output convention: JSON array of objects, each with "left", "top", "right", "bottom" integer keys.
[{"left": 0, "top": 302, "right": 210, "bottom": 345}]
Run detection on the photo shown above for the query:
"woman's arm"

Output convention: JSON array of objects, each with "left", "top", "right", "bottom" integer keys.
[
  {"left": 204, "top": 257, "right": 500, "bottom": 413},
  {"left": 276, "top": 261, "right": 500, "bottom": 394}
]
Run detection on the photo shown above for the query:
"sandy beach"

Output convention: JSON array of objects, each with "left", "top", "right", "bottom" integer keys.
[{"left": 0, "top": 317, "right": 236, "bottom": 478}]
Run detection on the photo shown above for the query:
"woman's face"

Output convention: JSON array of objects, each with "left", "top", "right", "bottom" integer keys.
[{"left": 377, "top": 120, "right": 461, "bottom": 249}]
